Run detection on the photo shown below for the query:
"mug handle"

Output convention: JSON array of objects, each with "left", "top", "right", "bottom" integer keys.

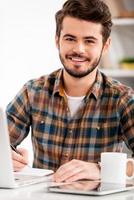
[{"left": 126, "top": 158, "right": 134, "bottom": 180}]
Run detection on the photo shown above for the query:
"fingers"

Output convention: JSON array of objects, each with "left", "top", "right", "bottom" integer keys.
[
  {"left": 54, "top": 159, "right": 84, "bottom": 182},
  {"left": 17, "top": 148, "right": 29, "bottom": 163},
  {"left": 55, "top": 163, "right": 83, "bottom": 182},
  {"left": 12, "top": 159, "right": 27, "bottom": 172},
  {"left": 63, "top": 171, "right": 86, "bottom": 182},
  {"left": 54, "top": 159, "right": 100, "bottom": 183},
  {"left": 11, "top": 148, "right": 29, "bottom": 172}
]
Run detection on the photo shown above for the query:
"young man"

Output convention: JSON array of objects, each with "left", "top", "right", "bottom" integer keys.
[{"left": 7, "top": 0, "right": 134, "bottom": 182}]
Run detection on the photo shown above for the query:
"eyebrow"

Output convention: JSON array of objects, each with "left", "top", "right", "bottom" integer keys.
[
  {"left": 63, "top": 34, "right": 98, "bottom": 41},
  {"left": 63, "top": 34, "right": 76, "bottom": 38}
]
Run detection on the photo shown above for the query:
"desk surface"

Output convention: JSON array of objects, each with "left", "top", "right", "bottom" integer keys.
[{"left": 0, "top": 182, "right": 134, "bottom": 200}]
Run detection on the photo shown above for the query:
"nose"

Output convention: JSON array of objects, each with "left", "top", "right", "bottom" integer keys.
[{"left": 72, "top": 42, "right": 85, "bottom": 54}]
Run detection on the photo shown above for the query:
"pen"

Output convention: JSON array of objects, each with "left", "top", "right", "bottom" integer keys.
[
  {"left": 10, "top": 144, "right": 31, "bottom": 167},
  {"left": 10, "top": 144, "right": 21, "bottom": 155}
]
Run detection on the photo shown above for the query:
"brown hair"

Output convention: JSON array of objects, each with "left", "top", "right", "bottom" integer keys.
[{"left": 55, "top": 0, "right": 112, "bottom": 43}]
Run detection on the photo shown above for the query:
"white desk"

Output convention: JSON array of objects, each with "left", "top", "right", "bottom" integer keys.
[{"left": 0, "top": 182, "right": 134, "bottom": 200}]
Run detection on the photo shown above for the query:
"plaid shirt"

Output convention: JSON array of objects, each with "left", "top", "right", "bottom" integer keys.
[{"left": 6, "top": 69, "right": 134, "bottom": 171}]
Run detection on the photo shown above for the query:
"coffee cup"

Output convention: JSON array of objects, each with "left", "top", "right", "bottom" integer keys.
[{"left": 101, "top": 152, "right": 134, "bottom": 184}]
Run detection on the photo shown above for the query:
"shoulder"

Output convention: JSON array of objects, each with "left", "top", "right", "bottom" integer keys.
[
  {"left": 24, "top": 68, "right": 62, "bottom": 91},
  {"left": 102, "top": 72, "right": 134, "bottom": 97},
  {"left": 101, "top": 72, "right": 134, "bottom": 110}
]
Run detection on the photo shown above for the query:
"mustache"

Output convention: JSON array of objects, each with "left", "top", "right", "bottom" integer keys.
[{"left": 66, "top": 53, "right": 90, "bottom": 61}]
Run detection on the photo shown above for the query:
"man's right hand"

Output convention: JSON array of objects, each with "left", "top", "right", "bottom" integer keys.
[{"left": 11, "top": 148, "right": 29, "bottom": 172}]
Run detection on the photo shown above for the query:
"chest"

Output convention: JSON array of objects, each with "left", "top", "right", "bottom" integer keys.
[{"left": 31, "top": 95, "right": 121, "bottom": 149}]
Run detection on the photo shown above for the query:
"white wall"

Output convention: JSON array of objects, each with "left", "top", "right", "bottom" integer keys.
[
  {"left": 1, "top": 0, "right": 66, "bottom": 108},
  {"left": 1, "top": 0, "right": 65, "bottom": 165}
]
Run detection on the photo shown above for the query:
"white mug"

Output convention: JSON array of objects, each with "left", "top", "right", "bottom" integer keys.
[{"left": 101, "top": 152, "right": 134, "bottom": 184}]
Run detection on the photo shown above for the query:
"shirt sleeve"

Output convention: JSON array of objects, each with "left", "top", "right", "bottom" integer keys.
[
  {"left": 119, "top": 90, "right": 134, "bottom": 154},
  {"left": 6, "top": 81, "right": 32, "bottom": 146}
]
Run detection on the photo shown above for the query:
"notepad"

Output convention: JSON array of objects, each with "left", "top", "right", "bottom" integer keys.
[{"left": 15, "top": 166, "right": 53, "bottom": 177}]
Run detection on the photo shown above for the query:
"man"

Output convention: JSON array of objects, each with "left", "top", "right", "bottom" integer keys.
[{"left": 6, "top": 0, "right": 134, "bottom": 183}]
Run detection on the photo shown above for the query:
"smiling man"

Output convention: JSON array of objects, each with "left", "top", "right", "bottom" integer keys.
[{"left": 6, "top": 0, "right": 134, "bottom": 182}]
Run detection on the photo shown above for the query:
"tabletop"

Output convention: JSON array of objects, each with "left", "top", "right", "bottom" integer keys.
[{"left": 1, "top": 181, "right": 134, "bottom": 200}]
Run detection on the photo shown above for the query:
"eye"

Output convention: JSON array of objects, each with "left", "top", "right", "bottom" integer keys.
[
  {"left": 85, "top": 40, "right": 95, "bottom": 44},
  {"left": 65, "top": 37, "right": 75, "bottom": 42}
]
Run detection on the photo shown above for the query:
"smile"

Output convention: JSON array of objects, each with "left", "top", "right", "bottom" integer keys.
[{"left": 67, "top": 56, "right": 87, "bottom": 62}]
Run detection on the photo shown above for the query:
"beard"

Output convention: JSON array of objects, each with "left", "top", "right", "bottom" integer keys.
[{"left": 59, "top": 50, "right": 103, "bottom": 78}]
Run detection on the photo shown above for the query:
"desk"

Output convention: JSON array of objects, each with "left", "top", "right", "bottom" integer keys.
[{"left": 0, "top": 182, "right": 134, "bottom": 200}]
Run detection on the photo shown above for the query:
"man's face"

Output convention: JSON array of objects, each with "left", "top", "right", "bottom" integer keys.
[{"left": 56, "top": 16, "right": 110, "bottom": 78}]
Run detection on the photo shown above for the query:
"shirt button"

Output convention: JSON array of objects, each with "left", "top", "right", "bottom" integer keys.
[
  {"left": 64, "top": 153, "right": 69, "bottom": 158},
  {"left": 66, "top": 108, "right": 69, "bottom": 112},
  {"left": 69, "top": 129, "right": 73, "bottom": 134}
]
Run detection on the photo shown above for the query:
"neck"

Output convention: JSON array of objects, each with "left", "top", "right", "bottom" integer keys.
[{"left": 63, "top": 68, "right": 98, "bottom": 97}]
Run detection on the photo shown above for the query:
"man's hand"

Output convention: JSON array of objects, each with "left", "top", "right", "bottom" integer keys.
[
  {"left": 53, "top": 159, "right": 100, "bottom": 182},
  {"left": 11, "top": 148, "right": 29, "bottom": 172}
]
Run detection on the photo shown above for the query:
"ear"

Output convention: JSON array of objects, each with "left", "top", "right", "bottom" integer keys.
[
  {"left": 102, "top": 37, "right": 111, "bottom": 56},
  {"left": 55, "top": 35, "right": 59, "bottom": 49}
]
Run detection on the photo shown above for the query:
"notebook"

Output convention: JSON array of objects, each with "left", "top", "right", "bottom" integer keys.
[{"left": 0, "top": 107, "right": 53, "bottom": 188}]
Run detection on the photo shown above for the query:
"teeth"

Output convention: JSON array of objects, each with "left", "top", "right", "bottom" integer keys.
[{"left": 71, "top": 57, "right": 86, "bottom": 62}]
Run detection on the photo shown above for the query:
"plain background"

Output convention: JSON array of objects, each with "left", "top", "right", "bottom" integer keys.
[
  {"left": 1, "top": 0, "right": 65, "bottom": 164},
  {"left": 0, "top": 0, "right": 66, "bottom": 108}
]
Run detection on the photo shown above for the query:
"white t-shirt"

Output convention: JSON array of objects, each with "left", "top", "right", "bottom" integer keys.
[{"left": 64, "top": 91, "right": 85, "bottom": 117}]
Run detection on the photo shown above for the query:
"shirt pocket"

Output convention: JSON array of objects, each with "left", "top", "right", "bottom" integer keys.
[
  {"left": 31, "top": 114, "right": 50, "bottom": 140},
  {"left": 31, "top": 113, "right": 58, "bottom": 142}
]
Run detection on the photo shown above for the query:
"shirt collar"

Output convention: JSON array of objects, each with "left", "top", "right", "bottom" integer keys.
[
  {"left": 53, "top": 69, "right": 64, "bottom": 97},
  {"left": 85, "top": 70, "right": 103, "bottom": 100},
  {"left": 53, "top": 69, "right": 103, "bottom": 100}
]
